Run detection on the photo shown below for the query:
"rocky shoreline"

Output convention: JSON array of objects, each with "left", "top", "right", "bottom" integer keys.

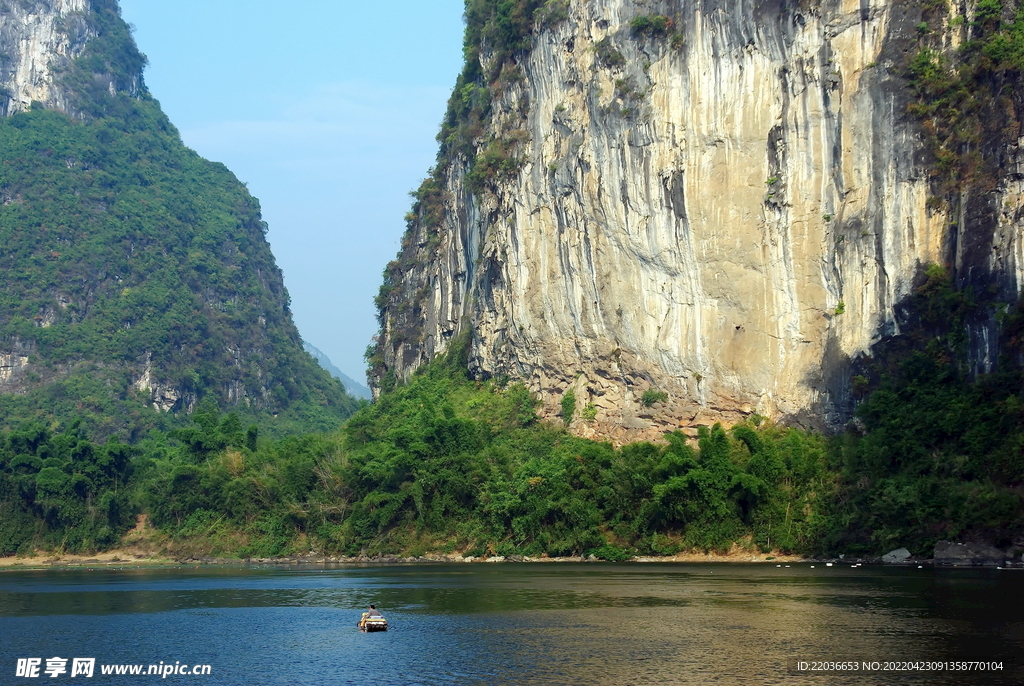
[
  {"left": 0, "top": 550, "right": 804, "bottom": 568},
  {"left": 1, "top": 540, "right": 1018, "bottom": 569}
]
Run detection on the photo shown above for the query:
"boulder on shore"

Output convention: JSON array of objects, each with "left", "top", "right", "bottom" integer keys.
[
  {"left": 933, "top": 541, "right": 1003, "bottom": 566},
  {"left": 882, "top": 548, "right": 911, "bottom": 564}
]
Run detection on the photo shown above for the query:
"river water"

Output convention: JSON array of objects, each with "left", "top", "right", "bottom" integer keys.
[{"left": 0, "top": 562, "right": 1021, "bottom": 685}]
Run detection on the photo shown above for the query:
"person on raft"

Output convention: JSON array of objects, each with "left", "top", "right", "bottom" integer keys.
[{"left": 359, "top": 604, "right": 385, "bottom": 630}]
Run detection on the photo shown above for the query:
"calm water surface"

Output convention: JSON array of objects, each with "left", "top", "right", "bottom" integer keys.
[{"left": 0, "top": 563, "right": 1021, "bottom": 685}]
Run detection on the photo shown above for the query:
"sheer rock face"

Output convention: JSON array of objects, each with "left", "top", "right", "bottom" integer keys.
[
  {"left": 375, "top": 0, "right": 1024, "bottom": 442},
  {"left": 0, "top": 0, "right": 95, "bottom": 116}
]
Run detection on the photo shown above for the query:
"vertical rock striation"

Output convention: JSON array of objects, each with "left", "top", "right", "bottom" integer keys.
[
  {"left": 374, "top": 0, "right": 1024, "bottom": 442},
  {"left": 0, "top": 0, "right": 94, "bottom": 115}
]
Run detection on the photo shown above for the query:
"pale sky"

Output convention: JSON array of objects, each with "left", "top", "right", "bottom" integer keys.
[{"left": 118, "top": 0, "right": 466, "bottom": 382}]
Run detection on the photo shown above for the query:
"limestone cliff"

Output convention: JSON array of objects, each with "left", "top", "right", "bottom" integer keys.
[
  {"left": 0, "top": 0, "right": 137, "bottom": 116},
  {"left": 372, "top": 0, "right": 1024, "bottom": 442}
]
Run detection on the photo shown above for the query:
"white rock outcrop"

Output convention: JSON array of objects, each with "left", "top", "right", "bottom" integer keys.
[
  {"left": 0, "top": 0, "right": 94, "bottom": 115},
  {"left": 0, "top": 352, "right": 29, "bottom": 386},
  {"left": 376, "top": 0, "right": 1024, "bottom": 442}
]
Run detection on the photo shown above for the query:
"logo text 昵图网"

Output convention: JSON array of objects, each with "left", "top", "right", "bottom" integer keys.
[{"left": 16, "top": 658, "right": 211, "bottom": 678}]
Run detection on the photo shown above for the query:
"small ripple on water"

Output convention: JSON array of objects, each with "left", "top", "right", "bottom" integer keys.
[{"left": 0, "top": 564, "right": 1021, "bottom": 685}]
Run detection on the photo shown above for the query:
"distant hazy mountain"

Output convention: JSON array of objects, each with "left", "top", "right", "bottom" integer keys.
[{"left": 303, "top": 342, "right": 372, "bottom": 400}]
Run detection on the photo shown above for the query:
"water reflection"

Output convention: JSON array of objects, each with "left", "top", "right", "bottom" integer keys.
[{"left": 0, "top": 564, "right": 1021, "bottom": 685}]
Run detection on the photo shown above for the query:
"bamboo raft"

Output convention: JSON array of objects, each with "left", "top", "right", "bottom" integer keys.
[{"left": 358, "top": 614, "right": 388, "bottom": 632}]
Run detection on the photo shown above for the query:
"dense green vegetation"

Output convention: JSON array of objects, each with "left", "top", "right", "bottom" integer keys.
[
  {"left": 909, "top": 0, "right": 1024, "bottom": 194},
  {"left": 0, "top": 421, "right": 136, "bottom": 554},
  {"left": 0, "top": 339, "right": 835, "bottom": 558},
  {"left": 0, "top": 2, "right": 359, "bottom": 438},
  {"left": 7, "top": 265, "right": 1022, "bottom": 560},
  {"left": 821, "top": 266, "right": 1024, "bottom": 554}
]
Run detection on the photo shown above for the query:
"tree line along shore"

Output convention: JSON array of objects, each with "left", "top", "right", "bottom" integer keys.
[{"left": 3, "top": 268, "right": 1024, "bottom": 564}]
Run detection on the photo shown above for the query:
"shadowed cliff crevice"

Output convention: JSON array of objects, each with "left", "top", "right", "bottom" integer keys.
[{"left": 817, "top": 259, "right": 1024, "bottom": 435}]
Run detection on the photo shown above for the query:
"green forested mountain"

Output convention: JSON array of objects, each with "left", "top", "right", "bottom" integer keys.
[{"left": 0, "top": 2, "right": 359, "bottom": 438}]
